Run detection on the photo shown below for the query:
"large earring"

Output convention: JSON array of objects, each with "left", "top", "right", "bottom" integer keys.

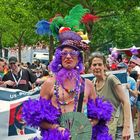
[
  {"left": 76, "top": 65, "right": 80, "bottom": 70},
  {"left": 58, "top": 64, "right": 62, "bottom": 69}
]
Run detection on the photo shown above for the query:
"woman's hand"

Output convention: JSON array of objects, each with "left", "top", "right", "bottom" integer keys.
[
  {"left": 89, "top": 118, "right": 99, "bottom": 126},
  {"left": 122, "top": 126, "right": 131, "bottom": 140}
]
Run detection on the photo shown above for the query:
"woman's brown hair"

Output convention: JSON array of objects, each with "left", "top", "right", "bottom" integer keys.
[{"left": 88, "top": 51, "right": 107, "bottom": 67}]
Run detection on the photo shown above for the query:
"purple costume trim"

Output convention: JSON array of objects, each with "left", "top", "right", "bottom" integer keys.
[
  {"left": 41, "top": 128, "right": 70, "bottom": 140},
  {"left": 22, "top": 97, "right": 70, "bottom": 140},
  {"left": 87, "top": 98, "right": 114, "bottom": 140},
  {"left": 22, "top": 97, "right": 61, "bottom": 128},
  {"left": 22, "top": 97, "right": 113, "bottom": 140},
  {"left": 32, "top": 129, "right": 70, "bottom": 140}
]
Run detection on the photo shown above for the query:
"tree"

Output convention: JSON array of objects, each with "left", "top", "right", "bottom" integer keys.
[{"left": 0, "top": 0, "right": 140, "bottom": 61}]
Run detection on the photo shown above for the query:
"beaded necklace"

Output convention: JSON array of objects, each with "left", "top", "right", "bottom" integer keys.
[
  {"left": 62, "top": 85, "right": 77, "bottom": 96},
  {"left": 54, "top": 79, "right": 81, "bottom": 112}
]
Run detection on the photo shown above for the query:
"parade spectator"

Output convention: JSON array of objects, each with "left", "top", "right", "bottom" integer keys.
[
  {"left": 0, "top": 58, "right": 6, "bottom": 86},
  {"left": 129, "top": 70, "right": 140, "bottom": 137},
  {"left": 2, "top": 56, "right": 37, "bottom": 91},
  {"left": 89, "top": 51, "right": 131, "bottom": 140},
  {"left": 118, "top": 63, "right": 138, "bottom": 125},
  {"left": 129, "top": 71, "right": 139, "bottom": 105},
  {"left": 0, "top": 58, "right": 5, "bottom": 80},
  {"left": 137, "top": 92, "right": 140, "bottom": 137},
  {"left": 26, "top": 62, "right": 32, "bottom": 69},
  {"left": 35, "top": 68, "right": 43, "bottom": 78},
  {"left": 0, "top": 58, "right": 12, "bottom": 87},
  {"left": 34, "top": 59, "right": 46, "bottom": 71},
  {"left": 129, "top": 55, "right": 140, "bottom": 75},
  {"left": 40, "top": 70, "right": 50, "bottom": 81}
]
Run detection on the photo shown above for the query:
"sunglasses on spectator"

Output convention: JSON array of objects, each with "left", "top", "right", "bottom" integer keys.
[
  {"left": 10, "top": 62, "right": 16, "bottom": 65},
  {"left": 61, "top": 51, "right": 79, "bottom": 58}
]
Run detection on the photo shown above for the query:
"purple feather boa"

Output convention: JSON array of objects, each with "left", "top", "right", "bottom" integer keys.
[
  {"left": 87, "top": 97, "right": 114, "bottom": 140},
  {"left": 31, "top": 129, "right": 70, "bottom": 140},
  {"left": 87, "top": 97, "right": 114, "bottom": 122},
  {"left": 22, "top": 97, "right": 61, "bottom": 128},
  {"left": 22, "top": 97, "right": 114, "bottom": 140},
  {"left": 92, "top": 124, "right": 112, "bottom": 140},
  {"left": 22, "top": 97, "right": 70, "bottom": 140},
  {"left": 41, "top": 128, "right": 70, "bottom": 140}
]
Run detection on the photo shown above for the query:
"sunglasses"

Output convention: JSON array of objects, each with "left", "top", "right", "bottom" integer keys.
[
  {"left": 61, "top": 51, "right": 79, "bottom": 58},
  {"left": 10, "top": 62, "right": 16, "bottom": 65}
]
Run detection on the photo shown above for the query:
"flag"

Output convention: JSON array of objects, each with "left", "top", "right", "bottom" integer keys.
[{"left": 130, "top": 55, "right": 140, "bottom": 66}]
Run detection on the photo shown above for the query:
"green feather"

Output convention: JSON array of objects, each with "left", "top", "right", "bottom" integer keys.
[
  {"left": 50, "top": 16, "right": 64, "bottom": 37},
  {"left": 64, "top": 4, "right": 89, "bottom": 31},
  {"left": 69, "top": 4, "right": 89, "bottom": 20},
  {"left": 49, "top": 4, "right": 89, "bottom": 37}
]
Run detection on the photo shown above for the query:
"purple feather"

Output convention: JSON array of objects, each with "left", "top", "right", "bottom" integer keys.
[
  {"left": 130, "top": 46, "right": 138, "bottom": 55},
  {"left": 22, "top": 97, "right": 61, "bottom": 128},
  {"left": 36, "top": 20, "right": 51, "bottom": 35},
  {"left": 92, "top": 124, "right": 112, "bottom": 140},
  {"left": 41, "top": 128, "right": 70, "bottom": 140},
  {"left": 87, "top": 97, "right": 114, "bottom": 122},
  {"left": 96, "top": 133, "right": 112, "bottom": 140},
  {"left": 87, "top": 98, "right": 114, "bottom": 140},
  {"left": 33, "top": 137, "right": 40, "bottom": 140}
]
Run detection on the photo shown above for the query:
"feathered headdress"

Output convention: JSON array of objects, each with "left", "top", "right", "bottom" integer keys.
[{"left": 35, "top": 4, "right": 99, "bottom": 51}]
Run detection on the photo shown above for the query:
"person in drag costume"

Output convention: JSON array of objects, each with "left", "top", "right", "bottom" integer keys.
[{"left": 22, "top": 30, "right": 114, "bottom": 140}]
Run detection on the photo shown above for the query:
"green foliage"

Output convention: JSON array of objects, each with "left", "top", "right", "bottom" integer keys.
[{"left": 0, "top": 0, "right": 140, "bottom": 53}]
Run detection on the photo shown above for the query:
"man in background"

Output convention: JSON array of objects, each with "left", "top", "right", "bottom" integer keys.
[{"left": 2, "top": 56, "right": 37, "bottom": 91}]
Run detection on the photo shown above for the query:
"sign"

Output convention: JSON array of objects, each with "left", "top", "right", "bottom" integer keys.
[{"left": 0, "top": 87, "right": 40, "bottom": 140}]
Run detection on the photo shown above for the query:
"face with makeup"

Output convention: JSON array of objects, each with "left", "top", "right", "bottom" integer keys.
[{"left": 61, "top": 47, "right": 79, "bottom": 70}]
